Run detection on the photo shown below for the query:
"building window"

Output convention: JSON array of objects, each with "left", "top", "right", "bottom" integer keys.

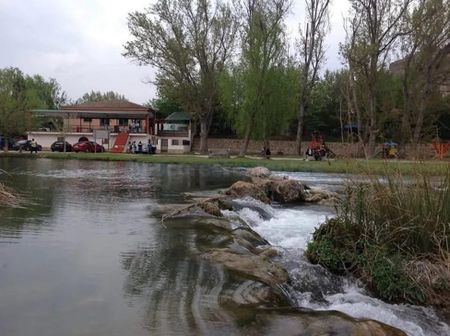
[
  {"left": 119, "top": 118, "right": 128, "bottom": 126},
  {"left": 172, "top": 139, "right": 179, "bottom": 146},
  {"left": 83, "top": 118, "right": 92, "bottom": 122},
  {"left": 182, "top": 140, "right": 190, "bottom": 146},
  {"left": 100, "top": 118, "right": 110, "bottom": 126}
]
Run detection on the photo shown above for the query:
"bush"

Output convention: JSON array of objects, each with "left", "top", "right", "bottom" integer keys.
[{"left": 306, "top": 171, "right": 450, "bottom": 306}]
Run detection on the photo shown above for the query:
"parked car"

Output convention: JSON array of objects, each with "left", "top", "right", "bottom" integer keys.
[
  {"left": 12, "top": 140, "right": 42, "bottom": 152},
  {"left": 51, "top": 141, "right": 73, "bottom": 152},
  {"left": 0, "top": 136, "right": 16, "bottom": 150},
  {"left": 73, "top": 141, "right": 105, "bottom": 153}
]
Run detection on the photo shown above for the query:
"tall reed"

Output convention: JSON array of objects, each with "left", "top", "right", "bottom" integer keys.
[{"left": 307, "top": 170, "right": 450, "bottom": 305}]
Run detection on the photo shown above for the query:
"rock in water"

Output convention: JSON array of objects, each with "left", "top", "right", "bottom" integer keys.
[
  {"left": 226, "top": 181, "right": 271, "bottom": 203},
  {"left": 247, "top": 166, "right": 272, "bottom": 178},
  {"left": 202, "top": 248, "right": 289, "bottom": 286},
  {"left": 270, "top": 179, "right": 306, "bottom": 203}
]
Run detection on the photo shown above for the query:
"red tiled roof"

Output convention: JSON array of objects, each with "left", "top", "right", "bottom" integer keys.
[{"left": 62, "top": 100, "right": 154, "bottom": 112}]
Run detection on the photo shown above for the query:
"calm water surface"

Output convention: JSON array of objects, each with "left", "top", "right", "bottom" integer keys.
[
  {"left": 0, "top": 158, "right": 244, "bottom": 336},
  {"left": 1, "top": 158, "right": 448, "bottom": 336}
]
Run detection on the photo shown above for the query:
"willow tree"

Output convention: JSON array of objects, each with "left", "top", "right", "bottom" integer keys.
[
  {"left": 295, "top": 0, "right": 331, "bottom": 155},
  {"left": 219, "top": 0, "right": 293, "bottom": 156},
  {"left": 342, "top": 0, "right": 412, "bottom": 157},
  {"left": 124, "top": 0, "right": 238, "bottom": 154}
]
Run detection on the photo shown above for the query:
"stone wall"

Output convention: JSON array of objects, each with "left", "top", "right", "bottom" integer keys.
[{"left": 192, "top": 137, "right": 442, "bottom": 159}]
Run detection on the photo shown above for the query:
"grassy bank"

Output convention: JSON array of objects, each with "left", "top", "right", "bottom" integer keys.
[
  {"left": 1, "top": 151, "right": 449, "bottom": 175},
  {"left": 306, "top": 173, "right": 450, "bottom": 309}
]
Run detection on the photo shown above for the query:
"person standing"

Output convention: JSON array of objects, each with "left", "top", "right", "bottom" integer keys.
[{"left": 30, "top": 139, "right": 38, "bottom": 154}]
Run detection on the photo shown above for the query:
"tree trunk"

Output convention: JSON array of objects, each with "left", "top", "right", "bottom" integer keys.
[
  {"left": 412, "top": 97, "right": 426, "bottom": 145},
  {"left": 348, "top": 71, "right": 367, "bottom": 158},
  {"left": 199, "top": 117, "right": 209, "bottom": 154},
  {"left": 239, "top": 123, "right": 252, "bottom": 157},
  {"left": 295, "top": 101, "right": 306, "bottom": 156},
  {"left": 367, "top": 95, "right": 377, "bottom": 158},
  {"left": 401, "top": 82, "right": 412, "bottom": 143}
]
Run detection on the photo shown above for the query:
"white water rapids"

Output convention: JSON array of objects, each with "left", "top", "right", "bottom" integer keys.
[{"left": 222, "top": 172, "right": 450, "bottom": 336}]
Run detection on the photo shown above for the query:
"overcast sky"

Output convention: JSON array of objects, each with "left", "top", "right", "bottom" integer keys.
[{"left": 0, "top": 0, "right": 349, "bottom": 105}]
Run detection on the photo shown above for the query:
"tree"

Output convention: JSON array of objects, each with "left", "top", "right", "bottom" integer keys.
[
  {"left": 76, "top": 90, "right": 127, "bottom": 104},
  {"left": 342, "top": 0, "right": 412, "bottom": 157},
  {"left": 399, "top": 0, "right": 450, "bottom": 144},
  {"left": 295, "top": 0, "right": 331, "bottom": 155},
  {"left": 147, "top": 95, "right": 183, "bottom": 119},
  {"left": 219, "top": 0, "right": 293, "bottom": 156},
  {"left": 304, "top": 70, "right": 344, "bottom": 138},
  {"left": 220, "top": 61, "right": 298, "bottom": 154},
  {"left": 124, "top": 0, "right": 238, "bottom": 154},
  {"left": 0, "top": 67, "right": 67, "bottom": 150},
  {"left": 0, "top": 68, "right": 67, "bottom": 134}
]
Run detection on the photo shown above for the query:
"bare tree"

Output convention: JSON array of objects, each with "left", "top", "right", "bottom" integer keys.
[
  {"left": 124, "top": 0, "right": 238, "bottom": 154},
  {"left": 342, "top": 0, "right": 412, "bottom": 157},
  {"left": 295, "top": 0, "right": 330, "bottom": 155}
]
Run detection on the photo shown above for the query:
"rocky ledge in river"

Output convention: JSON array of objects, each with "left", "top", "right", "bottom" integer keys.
[
  {"left": 160, "top": 167, "right": 406, "bottom": 336},
  {"left": 225, "top": 166, "right": 338, "bottom": 205}
]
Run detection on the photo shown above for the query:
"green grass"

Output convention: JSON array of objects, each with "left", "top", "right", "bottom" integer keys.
[{"left": 1, "top": 151, "right": 449, "bottom": 175}]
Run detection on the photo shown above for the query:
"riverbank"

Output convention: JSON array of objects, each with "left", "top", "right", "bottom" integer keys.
[
  {"left": 306, "top": 172, "right": 450, "bottom": 319},
  {"left": 1, "top": 151, "right": 449, "bottom": 175}
]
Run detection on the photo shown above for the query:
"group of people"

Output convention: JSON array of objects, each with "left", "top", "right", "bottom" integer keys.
[
  {"left": 305, "top": 131, "right": 335, "bottom": 160},
  {"left": 127, "top": 140, "right": 156, "bottom": 154},
  {"left": 129, "top": 121, "right": 141, "bottom": 133}
]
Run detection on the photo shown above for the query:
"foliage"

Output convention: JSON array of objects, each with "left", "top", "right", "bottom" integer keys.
[
  {"left": 341, "top": 0, "right": 413, "bottom": 157},
  {"left": 220, "top": 62, "right": 298, "bottom": 141},
  {"left": 307, "top": 172, "right": 450, "bottom": 305},
  {"left": 124, "top": 0, "right": 239, "bottom": 153},
  {"left": 399, "top": 0, "right": 450, "bottom": 144},
  {"left": 147, "top": 95, "right": 183, "bottom": 119},
  {"left": 76, "top": 90, "right": 127, "bottom": 104},
  {"left": 219, "top": 0, "right": 293, "bottom": 155},
  {"left": 304, "top": 70, "right": 344, "bottom": 138},
  {"left": 0, "top": 67, "right": 66, "bottom": 142}
]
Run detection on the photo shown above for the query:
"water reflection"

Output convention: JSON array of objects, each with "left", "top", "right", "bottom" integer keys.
[{"left": 0, "top": 158, "right": 244, "bottom": 336}]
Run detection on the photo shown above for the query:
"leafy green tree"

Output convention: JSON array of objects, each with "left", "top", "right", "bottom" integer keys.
[
  {"left": 27, "top": 75, "right": 68, "bottom": 109},
  {"left": 0, "top": 68, "right": 68, "bottom": 147},
  {"left": 147, "top": 95, "right": 183, "bottom": 119},
  {"left": 304, "top": 70, "right": 343, "bottom": 138},
  {"left": 124, "top": 0, "right": 238, "bottom": 154},
  {"left": 76, "top": 91, "right": 128, "bottom": 104},
  {"left": 0, "top": 68, "right": 40, "bottom": 149},
  {"left": 219, "top": 0, "right": 293, "bottom": 156}
]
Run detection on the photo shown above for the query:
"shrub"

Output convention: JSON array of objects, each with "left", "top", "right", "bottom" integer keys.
[{"left": 306, "top": 171, "right": 450, "bottom": 306}]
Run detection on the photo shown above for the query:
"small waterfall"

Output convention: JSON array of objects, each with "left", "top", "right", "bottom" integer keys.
[{"left": 223, "top": 197, "right": 450, "bottom": 336}]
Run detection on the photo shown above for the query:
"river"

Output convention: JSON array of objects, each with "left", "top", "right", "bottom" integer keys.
[{"left": 0, "top": 158, "right": 448, "bottom": 336}]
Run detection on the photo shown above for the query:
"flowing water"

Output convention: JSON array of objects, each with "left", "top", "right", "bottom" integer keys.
[{"left": 0, "top": 158, "right": 448, "bottom": 336}]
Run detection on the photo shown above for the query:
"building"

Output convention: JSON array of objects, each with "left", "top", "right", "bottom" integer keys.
[
  {"left": 29, "top": 101, "right": 192, "bottom": 153},
  {"left": 157, "top": 111, "right": 192, "bottom": 153}
]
